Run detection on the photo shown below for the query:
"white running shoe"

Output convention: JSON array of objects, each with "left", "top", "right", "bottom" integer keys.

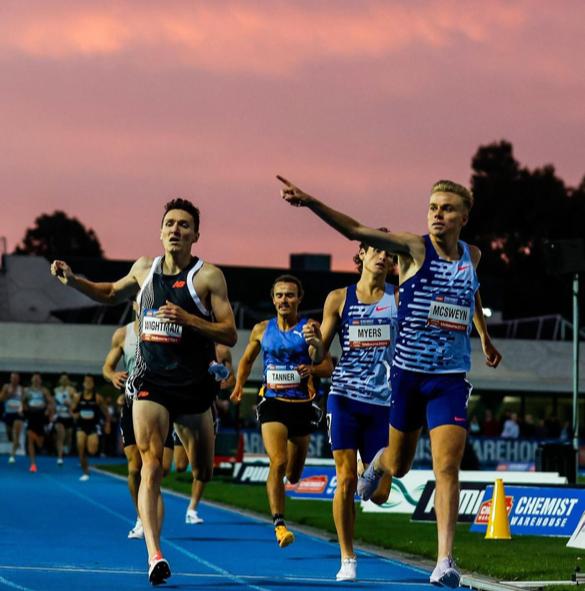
[
  {"left": 336, "top": 557, "right": 357, "bottom": 581},
  {"left": 57, "top": 458, "right": 64, "bottom": 466},
  {"left": 148, "top": 555, "right": 171, "bottom": 585},
  {"left": 79, "top": 474, "right": 90, "bottom": 482},
  {"left": 430, "top": 556, "right": 461, "bottom": 588},
  {"left": 128, "top": 517, "right": 144, "bottom": 539},
  {"left": 357, "top": 448, "right": 385, "bottom": 501},
  {"left": 8, "top": 456, "right": 15, "bottom": 464},
  {"left": 185, "top": 509, "right": 204, "bottom": 524}
]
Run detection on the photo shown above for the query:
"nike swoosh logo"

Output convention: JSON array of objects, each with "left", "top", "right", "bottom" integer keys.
[
  {"left": 375, "top": 306, "right": 390, "bottom": 312},
  {"left": 458, "top": 265, "right": 469, "bottom": 271},
  {"left": 454, "top": 417, "right": 466, "bottom": 422}
]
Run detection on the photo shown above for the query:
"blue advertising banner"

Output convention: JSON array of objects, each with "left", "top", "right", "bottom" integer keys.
[{"left": 470, "top": 485, "right": 585, "bottom": 537}]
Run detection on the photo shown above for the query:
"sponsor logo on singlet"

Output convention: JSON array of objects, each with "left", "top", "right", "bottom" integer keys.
[
  {"left": 266, "top": 365, "right": 301, "bottom": 390},
  {"left": 172, "top": 280, "right": 186, "bottom": 288},
  {"left": 347, "top": 318, "right": 391, "bottom": 348},
  {"left": 427, "top": 297, "right": 470, "bottom": 332},
  {"left": 141, "top": 308, "right": 183, "bottom": 343}
]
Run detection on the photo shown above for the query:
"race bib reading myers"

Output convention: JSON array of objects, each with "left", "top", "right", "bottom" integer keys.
[
  {"left": 266, "top": 366, "right": 301, "bottom": 390},
  {"left": 142, "top": 309, "right": 183, "bottom": 344},
  {"left": 348, "top": 319, "right": 391, "bottom": 348},
  {"left": 427, "top": 298, "right": 470, "bottom": 332}
]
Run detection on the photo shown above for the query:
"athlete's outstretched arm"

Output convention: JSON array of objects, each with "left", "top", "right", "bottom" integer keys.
[
  {"left": 277, "top": 175, "right": 423, "bottom": 259},
  {"left": 230, "top": 322, "right": 265, "bottom": 403},
  {"left": 50, "top": 257, "right": 146, "bottom": 304},
  {"left": 102, "top": 327, "right": 128, "bottom": 390},
  {"left": 158, "top": 264, "right": 237, "bottom": 347},
  {"left": 215, "top": 344, "right": 236, "bottom": 389}
]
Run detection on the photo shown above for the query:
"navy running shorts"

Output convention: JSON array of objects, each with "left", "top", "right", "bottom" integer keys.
[
  {"left": 389, "top": 367, "right": 472, "bottom": 432},
  {"left": 326, "top": 394, "right": 390, "bottom": 463}
]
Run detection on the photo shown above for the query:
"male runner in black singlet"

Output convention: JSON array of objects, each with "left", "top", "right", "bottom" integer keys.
[{"left": 50, "top": 198, "right": 237, "bottom": 585}]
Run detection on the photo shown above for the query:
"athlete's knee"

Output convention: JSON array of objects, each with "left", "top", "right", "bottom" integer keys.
[
  {"left": 433, "top": 460, "right": 460, "bottom": 482},
  {"left": 336, "top": 472, "right": 358, "bottom": 496},
  {"left": 269, "top": 455, "right": 287, "bottom": 477},
  {"left": 196, "top": 466, "right": 213, "bottom": 483},
  {"left": 175, "top": 459, "right": 188, "bottom": 472}
]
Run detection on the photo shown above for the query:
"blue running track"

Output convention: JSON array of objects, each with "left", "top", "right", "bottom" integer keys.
[{"left": 0, "top": 456, "right": 435, "bottom": 590}]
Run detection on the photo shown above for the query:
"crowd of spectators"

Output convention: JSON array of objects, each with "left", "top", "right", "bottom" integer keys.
[{"left": 468, "top": 409, "right": 570, "bottom": 440}]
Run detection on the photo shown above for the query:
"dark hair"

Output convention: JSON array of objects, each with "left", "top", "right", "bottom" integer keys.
[
  {"left": 353, "top": 227, "right": 397, "bottom": 273},
  {"left": 161, "top": 198, "right": 200, "bottom": 232},
  {"left": 270, "top": 274, "right": 304, "bottom": 299}
]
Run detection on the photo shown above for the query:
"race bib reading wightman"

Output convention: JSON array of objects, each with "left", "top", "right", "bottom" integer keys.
[
  {"left": 427, "top": 297, "right": 470, "bottom": 332},
  {"left": 348, "top": 319, "right": 391, "bottom": 348},
  {"left": 142, "top": 309, "right": 183, "bottom": 344},
  {"left": 266, "top": 365, "right": 301, "bottom": 390}
]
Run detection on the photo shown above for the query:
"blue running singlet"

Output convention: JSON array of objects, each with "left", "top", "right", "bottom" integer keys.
[
  {"left": 261, "top": 317, "right": 314, "bottom": 401},
  {"left": 393, "top": 235, "right": 479, "bottom": 373},
  {"left": 329, "top": 283, "right": 397, "bottom": 406}
]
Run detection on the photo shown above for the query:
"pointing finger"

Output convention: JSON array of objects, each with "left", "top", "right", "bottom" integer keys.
[{"left": 276, "top": 175, "right": 292, "bottom": 187}]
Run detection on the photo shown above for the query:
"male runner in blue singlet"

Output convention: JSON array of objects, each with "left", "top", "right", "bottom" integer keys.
[
  {"left": 279, "top": 176, "right": 501, "bottom": 587},
  {"left": 51, "top": 198, "right": 237, "bottom": 585},
  {"left": 319, "top": 241, "right": 398, "bottom": 581},
  {"left": 231, "top": 275, "right": 331, "bottom": 548}
]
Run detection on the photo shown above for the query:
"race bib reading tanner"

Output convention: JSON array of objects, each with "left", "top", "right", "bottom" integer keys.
[{"left": 266, "top": 366, "right": 302, "bottom": 390}]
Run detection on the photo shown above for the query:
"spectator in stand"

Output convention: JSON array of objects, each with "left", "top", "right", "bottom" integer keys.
[
  {"left": 545, "top": 416, "right": 561, "bottom": 439},
  {"left": 535, "top": 418, "right": 548, "bottom": 439},
  {"left": 520, "top": 414, "right": 536, "bottom": 438},
  {"left": 482, "top": 409, "right": 499, "bottom": 436},
  {"left": 468, "top": 415, "right": 481, "bottom": 435},
  {"left": 501, "top": 412, "right": 519, "bottom": 439},
  {"left": 560, "top": 421, "right": 572, "bottom": 441}
]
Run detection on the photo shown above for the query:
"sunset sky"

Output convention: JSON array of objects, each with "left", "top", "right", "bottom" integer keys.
[{"left": 2, "top": 1, "right": 584, "bottom": 270}]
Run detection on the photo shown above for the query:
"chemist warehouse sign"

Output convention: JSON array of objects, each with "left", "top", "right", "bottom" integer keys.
[{"left": 471, "top": 485, "right": 585, "bottom": 537}]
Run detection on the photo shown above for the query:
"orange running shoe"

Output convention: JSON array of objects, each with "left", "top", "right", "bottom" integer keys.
[
  {"left": 274, "top": 525, "right": 295, "bottom": 548},
  {"left": 29, "top": 464, "right": 37, "bottom": 473}
]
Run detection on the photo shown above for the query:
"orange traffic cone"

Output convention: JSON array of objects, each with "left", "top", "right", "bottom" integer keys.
[{"left": 485, "top": 478, "right": 512, "bottom": 540}]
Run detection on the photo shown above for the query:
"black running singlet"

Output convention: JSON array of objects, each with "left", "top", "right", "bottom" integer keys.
[
  {"left": 128, "top": 256, "right": 215, "bottom": 393},
  {"left": 76, "top": 393, "right": 101, "bottom": 430}
]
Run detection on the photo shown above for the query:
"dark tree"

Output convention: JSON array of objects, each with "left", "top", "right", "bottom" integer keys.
[
  {"left": 15, "top": 211, "right": 104, "bottom": 259},
  {"left": 462, "top": 140, "right": 585, "bottom": 319}
]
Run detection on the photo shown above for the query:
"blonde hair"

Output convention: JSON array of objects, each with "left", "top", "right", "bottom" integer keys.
[{"left": 431, "top": 180, "right": 474, "bottom": 211}]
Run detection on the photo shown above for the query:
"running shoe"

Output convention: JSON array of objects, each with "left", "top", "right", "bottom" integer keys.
[
  {"left": 274, "top": 525, "right": 295, "bottom": 548},
  {"left": 357, "top": 447, "right": 385, "bottom": 501},
  {"left": 57, "top": 458, "right": 64, "bottom": 466},
  {"left": 128, "top": 517, "right": 144, "bottom": 539},
  {"left": 430, "top": 556, "right": 461, "bottom": 588},
  {"left": 148, "top": 554, "right": 171, "bottom": 586},
  {"left": 79, "top": 474, "right": 90, "bottom": 482},
  {"left": 185, "top": 509, "right": 204, "bottom": 524},
  {"left": 8, "top": 455, "right": 15, "bottom": 464},
  {"left": 336, "top": 557, "right": 357, "bottom": 582},
  {"left": 29, "top": 464, "right": 37, "bottom": 473}
]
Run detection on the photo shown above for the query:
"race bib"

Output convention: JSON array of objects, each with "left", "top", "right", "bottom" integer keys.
[
  {"left": 427, "top": 297, "right": 470, "bottom": 332},
  {"left": 28, "top": 398, "right": 45, "bottom": 409},
  {"left": 266, "top": 365, "right": 301, "bottom": 390},
  {"left": 5, "top": 399, "right": 22, "bottom": 413},
  {"left": 79, "top": 409, "right": 95, "bottom": 420},
  {"left": 57, "top": 405, "right": 70, "bottom": 418},
  {"left": 142, "top": 309, "right": 183, "bottom": 344},
  {"left": 348, "top": 319, "right": 391, "bottom": 348}
]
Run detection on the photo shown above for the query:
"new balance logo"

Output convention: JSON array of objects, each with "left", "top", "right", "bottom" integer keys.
[
  {"left": 137, "top": 390, "right": 150, "bottom": 399},
  {"left": 172, "top": 280, "right": 186, "bottom": 288}
]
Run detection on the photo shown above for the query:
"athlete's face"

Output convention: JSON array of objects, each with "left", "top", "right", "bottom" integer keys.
[
  {"left": 272, "top": 282, "right": 301, "bottom": 318},
  {"left": 31, "top": 373, "right": 42, "bottom": 388},
  {"left": 360, "top": 247, "right": 394, "bottom": 277},
  {"left": 58, "top": 374, "right": 69, "bottom": 387},
  {"left": 10, "top": 372, "right": 20, "bottom": 385},
  {"left": 427, "top": 192, "right": 468, "bottom": 237},
  {"left": 83, "top": 376, "right": 95, "bottom": 392},
  {"left": 160, "top": 209, "right": 199, "bottom": 254}
]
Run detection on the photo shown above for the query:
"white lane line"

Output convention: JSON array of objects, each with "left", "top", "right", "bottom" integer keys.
[
  {"left": 0, "top": 565, "right": 427, "bottom": 586},
  {"left": 41, "top": 473, "right": 271, "bottom": 591},
  {"left": 0, "top": 575, "right": 36, "bottom": 591}
]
